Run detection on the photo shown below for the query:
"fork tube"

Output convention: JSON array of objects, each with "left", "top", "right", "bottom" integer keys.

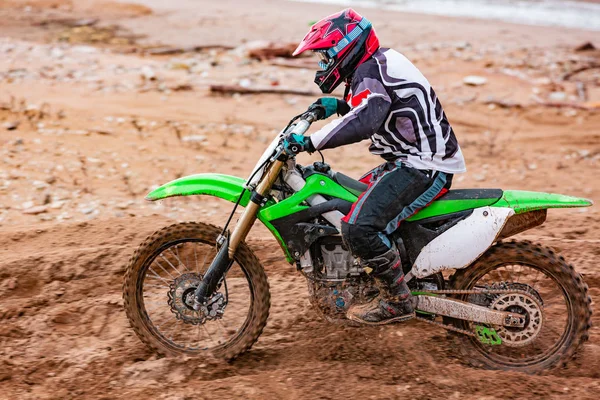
[
  {"left": 228, "top": 159, "right": 284, "bottom": 257},
  {"left": 195, "top": 159, "right": 284, "bottom": 305}
]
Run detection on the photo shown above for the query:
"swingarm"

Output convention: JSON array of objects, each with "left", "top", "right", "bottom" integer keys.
[{"left": 413, "top": 294, "right": 526, "bottom": 328}]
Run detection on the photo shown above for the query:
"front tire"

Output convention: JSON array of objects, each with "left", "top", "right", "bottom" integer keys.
[
  {"left": 449, "top": 240, "right": 592, "bottom": 374},
  {"left": 123, "top": 222, "right": 270, "bottom": 360}
]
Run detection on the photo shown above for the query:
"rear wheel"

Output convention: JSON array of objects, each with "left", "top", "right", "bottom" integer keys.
[
  {"left": 449, "top": 240, "right": 592, "bottom": 373},
  {"left": 123, "top": 222, "right": 270, "bottom": 360}
]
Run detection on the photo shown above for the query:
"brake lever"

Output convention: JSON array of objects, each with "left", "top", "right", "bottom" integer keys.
[
  {"left": 302, "top": 110, "right": 320, "bottom": 123},
  {"left": 305, "top": 106, "right": 325, "bottom": 121}
]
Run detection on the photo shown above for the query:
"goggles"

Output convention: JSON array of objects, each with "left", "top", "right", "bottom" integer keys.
[
  {"left": 313, "top": 17, "right": 371, "bottom": 71},
  {"left": 315, "top": 50, "right": 333, "bottom": 70}
]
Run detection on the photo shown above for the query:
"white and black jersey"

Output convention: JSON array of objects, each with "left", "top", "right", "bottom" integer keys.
[{"left": 310, "top": 48, "right": 466, "bottom": 174}]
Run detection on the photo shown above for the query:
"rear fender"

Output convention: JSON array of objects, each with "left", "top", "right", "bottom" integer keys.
[
  {"left": 491, "top": 190, "right": 593, "bottom": 240},
  {"left": 412, "top": 191, "right": 593, "bottom": 277},
  {"left": 492, "top": 190, "right": 593, "bottom": 213},
  {"left": 411, "top": 206, "right": 514, "bottom": 279}
]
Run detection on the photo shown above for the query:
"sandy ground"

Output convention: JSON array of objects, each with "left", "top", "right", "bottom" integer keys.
[{"left": 1, "top": 0, "right": 600, "bottom": 398}]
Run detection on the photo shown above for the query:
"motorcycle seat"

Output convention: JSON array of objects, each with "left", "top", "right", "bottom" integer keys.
[
  {"left": 334, "top": 172, "right": 503, "bottom": 204},
  {"left": 334, "top": 172, "right": 368, "bottom": 196},
  {"left": 439, "top": 188, "right": 503, "bottom": 202}
]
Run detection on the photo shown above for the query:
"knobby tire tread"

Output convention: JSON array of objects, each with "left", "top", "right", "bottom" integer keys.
[
  {"left": 449, "top": 240, "right": 592, "bottom": 374},
  {"left": 122, "top": 222, "right": 271, "bottom": 360}
]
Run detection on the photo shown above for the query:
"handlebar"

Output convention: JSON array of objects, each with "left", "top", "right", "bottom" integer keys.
[
  {"left": 262, "top": 110, "right": 321, "bottom": 162},
  {"left": 247, "top": 110, "right": 320, "bottom": 188},
  {"left": 287, "top": 110, "right": 319, "bottom": 137}
]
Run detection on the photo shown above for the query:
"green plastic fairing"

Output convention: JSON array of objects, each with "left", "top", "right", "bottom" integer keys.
[
  {"left": 259, "top": 174, "right": 358, "bottom": 221},
  {"left": 492, "top": 190, "right": 593, "bottom": 214},
  {"left": 407, "top": 198, "right": 498, "bottom": 221},
  {"left": 408, "top": 190, "right": 593, "bottom": 221},
  {"left": 145, "top": 173, "right": 290, "bottom": 260},
  {"left": 146, "top": 173, "right": 251, "bottom": 204},
  {"left": 146, "top": 173, "right": 359, "bottom": 263},
  {"left": 146, "top": 173, "right": 593, "bottom": 264}
]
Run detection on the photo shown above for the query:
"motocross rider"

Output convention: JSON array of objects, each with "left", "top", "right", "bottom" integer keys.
[{"left": 285, "top": 8, "right": 467, "bottom": 325}]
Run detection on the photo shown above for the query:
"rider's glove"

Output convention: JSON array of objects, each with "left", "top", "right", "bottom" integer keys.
[
  {"left": 308, "top": 97, "right": 351, "bottom": 120},
  {"left": 283, "top": 134, "right": 314, "bottom": 155}
]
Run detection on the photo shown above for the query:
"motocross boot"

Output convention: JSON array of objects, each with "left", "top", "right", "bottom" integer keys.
[{"left": 346, "top": 248, "right": 415, "bottom": 325}]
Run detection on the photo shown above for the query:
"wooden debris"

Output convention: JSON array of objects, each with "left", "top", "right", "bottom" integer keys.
[
  {"left": 532, "top": 95, "right": 599, "bottom": 111},
  {"left": 563, "top": 64, "right": 600, "bottom": 80},
  {"left": 247, "top": 43, "right": 298, "bottom": 60},
  {"left": 209, "top": 84, "right": 319, "bottom": 96},
  {"left": 145, "top": 45, "right": 234, "bottom": 55},
  {"left": 55, "top": 25, "right": 140, "bottom": 46},
  {"left": 170, "top": 83, "right": 194, "bottom": 92},
  {"left": 93, "top": 129, "right": 113, "bottom": 136},
  {"left": 575, "top": 42, "right": 596, "bottom": 52},
  {"left": 483, "top": 98, "right": 523, "bottom": 109},
  {"left": 269, "top": 58, "right": 315, "bottom": 69},
  {"left": 3, "top": 121, "right": 19, "bottom": 130},
  {"left": 33, "top": 17, "right": 98, "bottom": 27},
  {"left": 146, "top": 46, "right": 184, "bottom": 55}
]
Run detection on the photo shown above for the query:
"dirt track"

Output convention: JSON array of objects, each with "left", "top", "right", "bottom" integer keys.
[
  {"left": 1, "top": 0, "right": 600, "bottom": 398},
  {"left": 2, "top": 216, "right": 600, "bottom": 399}
]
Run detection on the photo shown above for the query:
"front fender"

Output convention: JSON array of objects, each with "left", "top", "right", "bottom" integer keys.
[
  {"left": 146, "top": 173, "right": 291, "bottom": 261},
  {"left": 146, "top": 173, "right": 251, "bottom": 204}
]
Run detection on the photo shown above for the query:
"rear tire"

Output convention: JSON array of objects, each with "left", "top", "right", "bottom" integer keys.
[
  {"left": 449, "top": 240, "right": 592, "bottom": 374},
  {"left": 123, "top": 222, "right": 270, "bottom": 360}
]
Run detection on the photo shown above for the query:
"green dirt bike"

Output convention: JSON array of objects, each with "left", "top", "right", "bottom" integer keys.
[{"left": 123, "top": 109, "right": 593, "bottom": 373}]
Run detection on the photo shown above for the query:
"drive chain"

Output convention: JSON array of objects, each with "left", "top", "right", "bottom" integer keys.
[{"left": 415, "top": 315, "right": 476, "bottom": 337}]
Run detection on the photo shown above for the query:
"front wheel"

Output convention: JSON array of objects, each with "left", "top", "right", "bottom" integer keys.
[
  {"left": 123, "top": 222, "right": 270, "bottom": 360},
  {"left": 449, "top": 240, "right": 592, "bottom": 374}
]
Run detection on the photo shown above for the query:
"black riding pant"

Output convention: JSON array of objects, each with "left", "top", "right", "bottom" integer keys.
[{"left": 341, "top": 161, "right": 451, "bottom": 270}]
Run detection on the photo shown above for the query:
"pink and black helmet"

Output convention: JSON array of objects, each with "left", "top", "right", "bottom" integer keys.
[{"left": 293, "top": 8, "right": 380, "bottom": 93}]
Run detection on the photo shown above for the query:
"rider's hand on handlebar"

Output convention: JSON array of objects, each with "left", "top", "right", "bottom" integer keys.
[
  {"left": 283, "top": 134, "right": 314, "bottom": 155},
  {"left": 309, "top": 97, "right": 351, "bottom": 120}
]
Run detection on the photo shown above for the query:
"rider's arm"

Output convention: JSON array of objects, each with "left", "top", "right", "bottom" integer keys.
[{"left": 308, "top": 71, "right": 391, "bottom": 151}]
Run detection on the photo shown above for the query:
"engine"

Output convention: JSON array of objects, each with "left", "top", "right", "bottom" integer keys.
[
  {"left": 320, "top": 243, "right": 363, "bottom": 279},
  {"left": 303, "top": 238, "right": 377, "bottom": 324},
  {"left": 304, "top": 236, "right": 444, "bottom": 324}
]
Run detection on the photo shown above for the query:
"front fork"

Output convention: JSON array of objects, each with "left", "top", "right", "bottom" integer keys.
[{"left": 194, "top": 159, "right": 284, "bottom": 306}]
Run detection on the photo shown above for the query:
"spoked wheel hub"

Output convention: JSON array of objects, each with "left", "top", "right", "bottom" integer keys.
[
  {"left": 168, "top": 273, "right": 227, "bottom": 325},
  {"left": 168, "top": 273, "right": 204, "bottom": 324},
  {"left": 491, "top": 285, "right": 544, "bottom": 347}
]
